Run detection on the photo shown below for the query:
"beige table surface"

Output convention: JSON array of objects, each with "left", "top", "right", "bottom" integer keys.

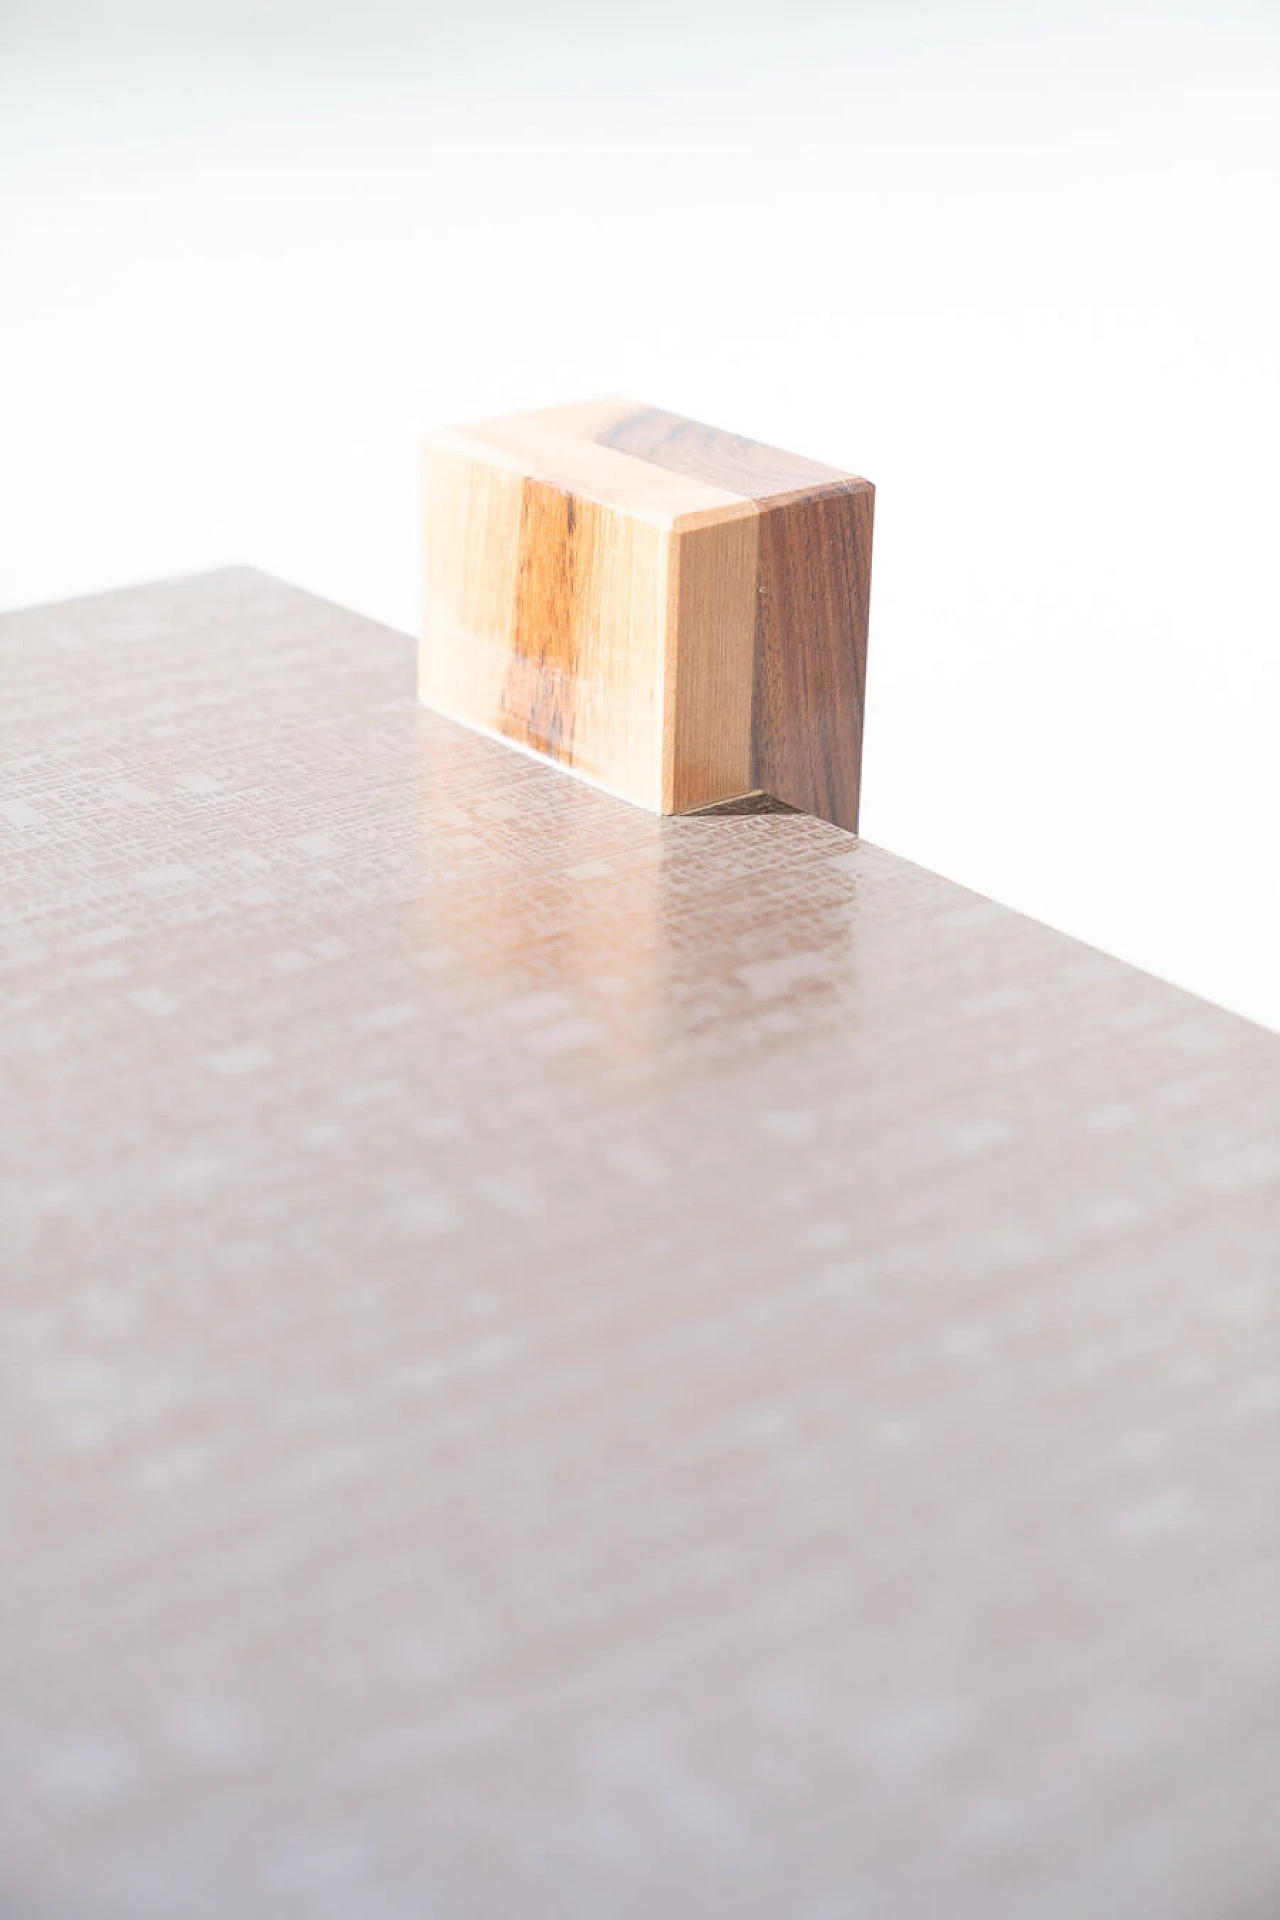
[{"left": 2, "top": 568, "right": 1278, "bottom": 1919}]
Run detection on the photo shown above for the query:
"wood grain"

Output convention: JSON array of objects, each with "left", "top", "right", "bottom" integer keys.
[
  {"left": 753, "top": 479, "right": 875, "bottom": 824},
  {"left": 420, "top": 444, "right": 667, "bottom": 806},
  {"left": 595, "top": 401, "right": 850, "bottom": 498},
  {"left": 499, "top": 478, "right": 665, "bottom": 795},
  {"left": 421, "top": 399, "right": 874, "bottom": 826}
]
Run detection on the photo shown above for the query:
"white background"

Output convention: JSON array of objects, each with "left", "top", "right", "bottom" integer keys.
[{"left": 3, "top": 0, "right": 1279, "bottom": 1029}]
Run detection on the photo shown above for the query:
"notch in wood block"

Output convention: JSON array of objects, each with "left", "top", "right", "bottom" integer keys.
[{"left": 420, "top": 399, "right": 874, "bottom": 829}]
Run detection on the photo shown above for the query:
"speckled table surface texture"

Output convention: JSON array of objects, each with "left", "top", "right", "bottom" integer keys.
[{"left": 2, "top": 568, "right": 1278, "bottom": 1920}]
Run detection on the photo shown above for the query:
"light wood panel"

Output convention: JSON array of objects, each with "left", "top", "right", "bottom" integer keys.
[
  {"left": 665, "top": 505, "right": 759, "bottom": 812},
  {"left": 420, "top": 399, "right": 874, "bottom": 826}
]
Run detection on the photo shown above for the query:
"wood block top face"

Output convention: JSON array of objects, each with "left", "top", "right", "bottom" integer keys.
[
  {"left": 421, "top": 399, "right": 874, "bottom": 826},
  {"left": 436, "top": 397, "right": 863, "bottom": 524},
  {"left": 6, "top": 569, "right": 1280, "bottom": 1920}
]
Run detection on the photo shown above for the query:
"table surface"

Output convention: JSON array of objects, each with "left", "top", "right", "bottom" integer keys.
[{"left": 2, "top": 568, "right": 1278, "bottom": 1920}]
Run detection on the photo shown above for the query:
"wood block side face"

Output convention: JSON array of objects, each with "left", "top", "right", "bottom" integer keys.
[
  {"left": 751, "top": 483, "right": 874, "bottom": 832},
  {"left": 421, "top": 445, "right": 666, "bottom": 810},
  {"left": 664, "top": 514, "right": 759, "bottom": 813}
]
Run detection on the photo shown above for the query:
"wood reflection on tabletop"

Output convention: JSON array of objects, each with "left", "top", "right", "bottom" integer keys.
[{"left": 410, "top": 721, "right": 864, "bottom": 1075}]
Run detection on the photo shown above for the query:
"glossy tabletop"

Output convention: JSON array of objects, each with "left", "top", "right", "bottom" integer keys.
[{"left": 2, "top": 570, "right": 1278, "bottom": 1919}]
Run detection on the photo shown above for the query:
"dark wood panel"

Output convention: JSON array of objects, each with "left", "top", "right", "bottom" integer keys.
[{"left": 752, "top": 479, "right": 874, "bottom": 831}]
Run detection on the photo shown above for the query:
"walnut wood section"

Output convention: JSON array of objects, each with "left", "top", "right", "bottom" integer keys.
[
  {"left": 594, "top": 400, "right": 851, "bottom": 497},
  {"left": 5, "top": 569, "right": 1280, "bottom": 1920},
  {"left": 421, "top": 398, "right": 873, "bottom": 826}
]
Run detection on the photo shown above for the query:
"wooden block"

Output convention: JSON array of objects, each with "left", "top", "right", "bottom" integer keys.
[{"left": 420, "top": 399, "right": 874, "bottom": 828}]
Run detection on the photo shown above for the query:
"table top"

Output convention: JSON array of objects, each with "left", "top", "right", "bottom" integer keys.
[{"left": 2, "top": 568, "right": 1278, "bottom": 1919}]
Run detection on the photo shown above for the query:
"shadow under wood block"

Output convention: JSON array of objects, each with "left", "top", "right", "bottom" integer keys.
[{"left": 420, "top": 399, "right": 874, "bottom": 828}]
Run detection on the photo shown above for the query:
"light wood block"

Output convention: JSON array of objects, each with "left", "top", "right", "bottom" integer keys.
[{"left": 420, "top": 398, "right": 875, "bottom": 827}]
